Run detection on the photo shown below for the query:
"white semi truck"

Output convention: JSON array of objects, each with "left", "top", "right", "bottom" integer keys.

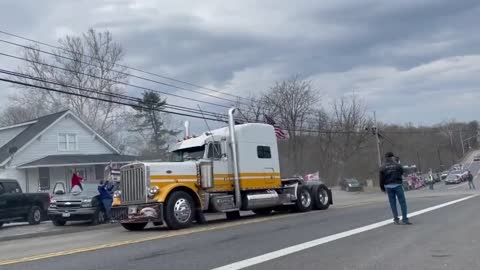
[{"left": 112, "top": 108, "right": 333, "bottom": 230}]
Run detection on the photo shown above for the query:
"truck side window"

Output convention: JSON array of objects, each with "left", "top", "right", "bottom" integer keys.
[
  {"left": 5, "top": 182, "right": 21, "bottom": 193},
  {"left": 257, "top": 146, "right": 271, "bottom": 159},
  {"left": 207, "top": 142, "right": 222, "bottom": 159}
]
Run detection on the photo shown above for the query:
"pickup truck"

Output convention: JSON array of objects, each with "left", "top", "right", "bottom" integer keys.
[{"left": 0, "top": 179, "right": 49, "bottom": 227}]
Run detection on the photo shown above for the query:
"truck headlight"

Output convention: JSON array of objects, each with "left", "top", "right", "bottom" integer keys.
[
  {"left": 113, "top": 190, "right": 122, "bottom": 198},
  {"left": 81, "top": 199, "right": 92, "bottom": 208},
  {"left": 50, "top": 199, "right": 57, "bottom": 208},
  {"left": 147, "top": 186, "right": 160, "bottom": 199},
  {"left": 348, "top": 184, "right": 353, "bottom": 187}
]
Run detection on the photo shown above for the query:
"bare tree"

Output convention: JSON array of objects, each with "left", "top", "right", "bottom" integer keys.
[
  {"left": 263, "top": 76, "right": 320, "bottom": 172},
  {"left": 3, "top": 28, "right": 128, "bottom": 143}
]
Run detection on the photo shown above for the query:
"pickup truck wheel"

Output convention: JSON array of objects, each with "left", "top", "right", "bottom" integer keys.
[
  {"left": 121, "top": 223, "right": 148, "bottom": 231},
  {"left": 91, "top": 208, "right": 106, "bottom": 225},
  {"left": 164, "top": 191, "right": 195, "bottom": 230},
  {"left": 312, "top": 185, "right": 330, "bottom": 210},
  {"left": 294, "top": 185, "right": 313, "bottom": 212},
  {"left": 52, "top": 219, "right": 67, "bottom": 226},
  {"left": 28, "top": 206, "right": 42, "bottom": 225}
]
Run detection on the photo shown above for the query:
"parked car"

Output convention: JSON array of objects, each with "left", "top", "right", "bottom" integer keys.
[
  {"left": 445, "top": 173, "right": 462, "bottom": 185},
  {"left": 440, "top": 171, "right": 449, "bottom": 181},
  {"left": 48, "top": 182, "right": 117, "bottom": 226},
  {"left": 474, "top": 155, "right": 480, "bottom": 162},
  {"left": 0, "top": 179, "right": 49, "bottom": 227},
  {"left": 340, "top": 178, "right": 363, "bottom": 192}
]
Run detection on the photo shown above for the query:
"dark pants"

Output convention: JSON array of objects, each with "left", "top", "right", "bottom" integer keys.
[
  {"left": 468, "top": 181, "right": 476, "bottom": 190},
  {"left": 429, "top": 181, "right": 434, "bottom": 190},
  {"left": 386, "top": 185, "right": 408, "bottom": 221},
  {"left": 102, "top": 198, "right": 113, "bottom": 220}
]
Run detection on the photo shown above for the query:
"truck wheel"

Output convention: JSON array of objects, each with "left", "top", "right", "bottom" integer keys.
[
  {"left": 91, "top": 208, "right": 106, "bottom": 225},
  {"left": 294, "top": 185, "right": 313, "bottom": 212},
  {"left": 121, "top": 222, "right": 147, "bottom": 231},
  {"left": 52, "top": 219, "right": 67, "bottom": 226},
  {"left": 28, "top": 206, "right": 42, "bottom": 225},
  {"left": 253, "top": 208, "right": 273, "bottom": 216},
  {"left": 312, "top": 185, "right": 330, "bottom": 210},
  {"left": 164, "top": 191, "right": 195, "bottom": 229}
]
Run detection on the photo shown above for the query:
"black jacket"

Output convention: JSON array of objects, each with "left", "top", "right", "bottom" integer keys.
[{"left": 379, "top": 160, "right": 404, "bottom": 191}]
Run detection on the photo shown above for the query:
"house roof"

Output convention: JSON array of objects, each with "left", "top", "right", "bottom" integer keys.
[
  {"left": 0, "top": 110, "right": 69, "bottom": 165},
  {"left": 17, "top": 154, "right": 139, "bottom": 168}
]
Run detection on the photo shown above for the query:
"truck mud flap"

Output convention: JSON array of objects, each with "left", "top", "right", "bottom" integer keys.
[{"left": 327, "top": 189, "right": 333, "bottom": 205}]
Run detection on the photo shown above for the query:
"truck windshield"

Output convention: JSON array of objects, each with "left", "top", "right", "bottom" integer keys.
[{"left": 171, "top": 146, "right": 205, "bottom": 162}]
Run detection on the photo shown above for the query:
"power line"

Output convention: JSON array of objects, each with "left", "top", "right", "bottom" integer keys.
[
  {"left": 0, "top": 68, "right": 228, "bottom": 120},
  {"left": 0, "top": 73, "right": 227, "bottom": 123},
  {"left": 0, "top": 50, "right": 235, "bottom": 110},
  {"left": 0, "top": 30, "right": 250, "bottom": 102}
]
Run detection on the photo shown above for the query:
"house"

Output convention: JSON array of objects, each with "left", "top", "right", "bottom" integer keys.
[{"left": 0, "top": 110, "right": 138, "bottom": 192}]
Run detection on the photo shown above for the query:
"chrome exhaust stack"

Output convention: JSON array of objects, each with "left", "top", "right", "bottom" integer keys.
[
  {"left": 228, "top": 107, "right": 242, "bottom": 208},
  {"left": 184, "top": 120, "right": 190, "bottom": 139}
]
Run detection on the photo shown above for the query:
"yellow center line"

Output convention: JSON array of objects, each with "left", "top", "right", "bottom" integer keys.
[{"left": 0, "top": 201, "right": 378, "bottom": 266}]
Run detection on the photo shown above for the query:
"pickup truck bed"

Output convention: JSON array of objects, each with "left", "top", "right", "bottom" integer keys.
[{"left": 0, "top": 179, "right": 50, "bottom": 227}]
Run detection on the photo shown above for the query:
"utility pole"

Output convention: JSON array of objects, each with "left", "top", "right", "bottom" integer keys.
[
  {"left": 373, "top": 111, "right": 382, "bottom": 168},
  {"left": 460, "top": 129, "right": 465, "bottom": 157}
]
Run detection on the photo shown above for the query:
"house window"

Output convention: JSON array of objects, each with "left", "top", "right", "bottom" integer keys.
[
  {"left": 58, "top": 133, "right": 77, "bottom": 151},
  {"left": 257, "top": 146, "right": 272, "bottom": 159}
]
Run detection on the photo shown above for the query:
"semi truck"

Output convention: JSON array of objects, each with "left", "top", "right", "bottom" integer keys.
[{"left": 111, "top": 108, "right": 333, "bottom": 230}]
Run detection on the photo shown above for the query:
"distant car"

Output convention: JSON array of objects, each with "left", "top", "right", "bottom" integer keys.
[
  {"left": 340, "top": 178, "right": 363, "bottom": 192},
  {"left": 48, "top": 182, "right": 117, "bottom": 226},
  {"left": 445, "top": 173, "right": 462, "bottom": 185},
  {"left": 474, "top": 155, "right": 480, "bottom": 162},
  {"left": 0, "top": 179, "right": 49, "bottom": 227}
]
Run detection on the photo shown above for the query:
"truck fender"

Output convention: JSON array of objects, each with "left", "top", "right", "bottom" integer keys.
[{"left": 156, "top": 183, "right": 202, "bottom": 209}]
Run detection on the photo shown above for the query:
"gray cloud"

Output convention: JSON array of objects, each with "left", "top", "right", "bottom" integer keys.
[{"left": 0, "top": 0, "right": 479, "bottom": 125}]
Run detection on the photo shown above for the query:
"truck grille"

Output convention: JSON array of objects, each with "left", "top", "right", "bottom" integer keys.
[{"left": 120, "top": 164, "right": 148, "bottom": 204}]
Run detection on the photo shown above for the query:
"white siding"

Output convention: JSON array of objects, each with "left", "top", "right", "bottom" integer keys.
[
  {"left": 11, "top": 115, "right": 115, "bottom": 167},
  {"left": 26, "top": 168, "right": 39, "bottom": 193},
  {"left": 50, "top": 167, "right": 66, "bottom": 189},
  {"left": 0, "top": 125, "right": 29, "bottom": 148},
  {"left": 0, "top": 168, "right": 27, "bottom": 192}
]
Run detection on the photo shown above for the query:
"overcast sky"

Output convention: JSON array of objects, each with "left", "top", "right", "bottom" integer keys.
[{"left": 0, "top": 0, "right": 479, "bottom": 129}]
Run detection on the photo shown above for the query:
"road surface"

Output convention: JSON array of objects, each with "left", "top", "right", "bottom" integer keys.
[
  {"left": 1, "top": 158, "right": 479, "bottom": 270},
  {"left": 0, "top": 192, "right": 478, "bottom": 270}
]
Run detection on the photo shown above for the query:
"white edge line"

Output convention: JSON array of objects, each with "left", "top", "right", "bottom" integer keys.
[{"left": 212, "top": 195, "right": 477, "bottom": 270}]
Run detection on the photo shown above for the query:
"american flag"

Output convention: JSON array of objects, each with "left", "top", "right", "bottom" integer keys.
[{"left": 264, "top": 114, "right": 287, "bottom": 139}]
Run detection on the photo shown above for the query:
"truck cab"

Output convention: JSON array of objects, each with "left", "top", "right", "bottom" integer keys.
[{"left": 112, "top": 108, "right": 332, "bottom": 230}]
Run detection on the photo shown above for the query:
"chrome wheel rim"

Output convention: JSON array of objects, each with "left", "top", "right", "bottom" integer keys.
[
  {"left": 34, "top": 209, "right": 41, "bottom": 222},
  {"left": 319, "top": 189, "right": 328, "bottom": 205},
  {"left": 300, "top": 190, "right": 312, "bottom": 207},
  {"left": 174, "top": 198, "right": 192, "bottom": 223}
]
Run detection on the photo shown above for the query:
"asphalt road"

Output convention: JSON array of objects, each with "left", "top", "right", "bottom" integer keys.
[{"left": 1, "top": 192, "right": 478, "bottom": 270}]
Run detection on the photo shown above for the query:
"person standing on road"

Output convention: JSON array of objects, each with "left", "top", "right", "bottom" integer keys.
[
  {"left": 380, "top": 152, "right": 412, "bottom": 225},
  {"left": 467, "top": 170, "right": 475, "bottom": 190},
  {"left": 98, "top": 180, "right": 114, "bottom": 222},
  {"left": 427, "top": 173, "right": 434, "bottom": 190}
]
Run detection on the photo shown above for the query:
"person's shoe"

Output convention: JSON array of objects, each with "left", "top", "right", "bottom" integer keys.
[
  {"left": 402, "top": 219, "right": 412, "bottom": 225},
  {"left": 393, "top": 218, "right": 400, "bottom": 225}
]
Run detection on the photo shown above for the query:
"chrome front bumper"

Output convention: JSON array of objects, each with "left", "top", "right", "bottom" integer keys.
[{"left": 112, "top": 203, "right": 163, "bottom": 224}]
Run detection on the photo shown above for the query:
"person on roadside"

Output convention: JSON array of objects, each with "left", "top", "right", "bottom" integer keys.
[
  {"left": 380, "top": 152, "right": 412, "bottom": 225},
  {"left": 467, "top": 170, "right": 475, "bottom": 190},
  {"left": 427, "top": 173, "right": 434, "bottom": 190},
  {"left": 98, "top": 180, "right": 114, "bottom": 222},
  {"left": 71, "top": 172, "right": 83, "bottom": 190}
]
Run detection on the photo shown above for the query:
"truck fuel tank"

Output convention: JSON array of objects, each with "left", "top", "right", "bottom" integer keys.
[{"left": 241, "top": 190, "right": 280, "bottom": 210}]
